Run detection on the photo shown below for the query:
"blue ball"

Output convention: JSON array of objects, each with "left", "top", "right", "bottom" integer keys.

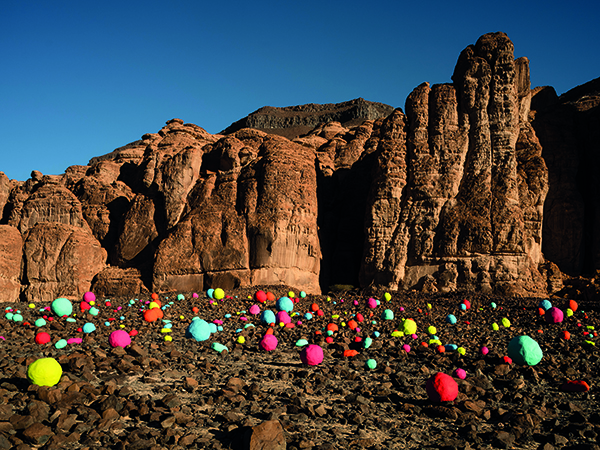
[
  {"left": 186, "top": 319, "right": 211, "bottom": 341},
  {"left": 446, "top": 314, "right": 457, "bottom": 324},
  {"left": 460, "top": 303, "right": 467, "bottom": 311},
  {"left": 538, "top": 299, "right": 552, "bottom": 311},
  {"left": 276, "top": 297, "right": 294, "bottom": 312},
  {"left": 82, "top": 323, "right": 96, "bottom": 333},
  {"left": 260, "top": 310, "right": 276, "bottom": 325},
  {"left": 207, "top": 289, "right": 215, "bottom": 299}
]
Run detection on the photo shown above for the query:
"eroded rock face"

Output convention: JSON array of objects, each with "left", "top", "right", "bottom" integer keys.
[
  {"left": 0, "top": 225, "right": 23, "bottom": 302},
  {"left": 358, "top": 32, "right": 548, "bottom": 294},
  {"left": 153, "top": 132, "right": 321, "bottom": 293},
  {"left": 22, "top": 223, "right": 106, "bottom": 303},
  {"left": 531, "top": 77, "right": 600, "bottom": 276},
  {"left": 0, "top": 32, "right": 595, "bottom": 301}
]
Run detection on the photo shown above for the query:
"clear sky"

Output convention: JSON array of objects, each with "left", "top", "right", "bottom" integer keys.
[{"left": 1, "top": 0, "right": 598, "bottom": 181}]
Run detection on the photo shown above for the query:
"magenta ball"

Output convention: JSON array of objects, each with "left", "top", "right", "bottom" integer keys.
[
  {"left": 481, "top": 346, "right": 489, "bottom": 355},
  {"left": 276, "top": 310, "right": 291, "bottom": 324},
  {"left": 545, "top": 307, "right": 564, "bottom": 324},
  {"left": 402, "top": 344, "right": 411, "bottom": 353},
  {"left": 109, "top": 329, "right": 132, "bottom": 348},
  {"left": 454, "top": 368, "right": 467, "bottom": 380},
  {"left": 249, "top": 304, "right": 261, "bottom": 315},
  {"left": 300, "top": 344, "right": 324, "bottom": 366},
  {"left": 367, "top": 298, "right": 378, "bottom": 308},
  {"left": 83, "top": 291, "right": 95, "bottom": 303},
  {"left": 260, "top": 334, "right": 278, "bottom": 351},
  {"left": 426, "top": 372, "right": 458, "bottom": 402}
]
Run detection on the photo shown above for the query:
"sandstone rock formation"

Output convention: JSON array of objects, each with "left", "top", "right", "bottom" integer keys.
[
  {"left": 221, "top": 98, "right": 394, "bottom": 140},
  {"left": 0, "top": 32, "right": 597, "bottom": 302},
  {"left": 531, "top": 77, "right": 600, "bottom": 276},
  {"left": 358, "top": 33, "right": 549, "bottom": 295}
]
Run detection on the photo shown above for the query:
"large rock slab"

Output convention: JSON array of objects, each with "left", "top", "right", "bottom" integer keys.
[
  {"left": 21, "top": 223, "right": 106, "bottom": 303},
  {"left": 0, "top": 225, "right": 23, "bottom": 302}
]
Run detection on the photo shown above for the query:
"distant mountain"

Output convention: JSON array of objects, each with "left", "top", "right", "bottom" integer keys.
[{"left": 220, "top": 97, "right": 395, "bottom": 139}]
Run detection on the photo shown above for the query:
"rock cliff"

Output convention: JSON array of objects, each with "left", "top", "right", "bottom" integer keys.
[
  {"left": 0, "top": 32, "right": 597, "bottom": 302},
  {"left": 220, "top": 98, "right": 394, "bottom": 140}
]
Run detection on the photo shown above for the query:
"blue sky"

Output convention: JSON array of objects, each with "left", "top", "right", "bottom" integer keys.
[{"left": 1, "top": 1, "right": 598, "bottom": 181}]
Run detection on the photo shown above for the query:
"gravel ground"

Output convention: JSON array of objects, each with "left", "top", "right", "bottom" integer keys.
[{"left": 1, "top": 287, "right": 599, "bottom": 450}]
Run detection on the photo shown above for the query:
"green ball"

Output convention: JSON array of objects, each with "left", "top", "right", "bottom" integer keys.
[
  {"left": 27, "top": 357, "right": 63, "bottom": 387},
  {"left": 382, "top": 309, "right": 394, "bottom": 320},
  {"left": 508, "top": 335, "right": 543, "bottom": 366},
  {"left": 366, "top": 359, "right": 377, "bottom": 370},
  {"left": 213, "top": 288, "right": 225, "bottom": 300},
  {"left": 51, "top": 297, "right": 73, "bottom": 317}
]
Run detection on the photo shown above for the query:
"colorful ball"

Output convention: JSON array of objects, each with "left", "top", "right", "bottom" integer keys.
[
  {"left": 260, "top": 334, "right": 278, "bottom": 351},
  {"left": 260, "top": 310, "right": 276, "bottom": 325},
  {"left": 454, "top": 368, "right": 467, "bottom": 379},
  {"left": 186, "top": 319, "right": 211, "bottom": 341},
  {"left": 255, "top": 290, "right": 268, "bottom": 303},
  {"left": 367, "top": 298, "right": 378, "bottom": 309},
  {"left": 539, "top": 299, "right": 552, "bottom": 311},
  {"left": 109, "top": 329, "right": 132, "bottom": 348},
  {"left": 545, "top": 307, "right": 564, "bottom": 324},
  {"left": 35, "top": 332, "right": 51, "bottom": 345},
  {"left": 276, "top": 310, "right": 291, "bottom": 324},
  {"left": 82, "top": 322, "right": 96, "bottom": 333},
  {"left": 276, "top": 297, "right": 294, "bottom": 312},
  {"left": 213, "top": 288, "right": 225, "bottom": 300},
  {"left": 83, "top": 291, "right": 95, "bottom": 303},
  {"left": 507, "top": 335, "right": 543, "bottom": 366},
  {"left": 249, "top": 304, "right": 261, "bottom": 315},
  {"left": 446, "top": 314, "right": 457, "bottom": 324},
  {"left": 426, "top": 372, "right": 458, "bottom": 402},
  {"left": 207, "top": 288, "right": 215, "bottom": 299},
  {"left": 403, "top": 319, "right": 417, "bottom": 335},
  {"left": 27, "top": 358, "right": 63, "bottom": 387},
  {"left": 366, "top": 359, "right": 377, "bottom": 370},
  {"left": 381, "top": 309, "right": 394, "bottom": 320},
  {"left": 300, "top": 344, "right": 324, "bottom": 366},
  {"left": 51, "top": 298, "right": 73, "bottom": 317}
]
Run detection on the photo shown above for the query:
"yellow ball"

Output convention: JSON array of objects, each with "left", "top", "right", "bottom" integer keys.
[
  {"left": 427, "top": 325, "right": 437, "bottom": 335},
  {"left": 28, "top": 303, "right": 35, "bottom": 309},
  {"left": 27, "top": 358, "right": 62, "bottom": 387},
  {"left": 403, "top": 319, "right": 417, "bottom": 335},
  {"left": 164, "top": 335, "right": 172, "bottom": 342},
  {"left": 214, "top": 288, "right": 225, "bottom": 300},
  {"left": 149, "top": 301, "right": 160, "bottom": 309},
  {"left": 288, "top": 291, "right": 295, "bottom": 298},
  {"left": 89, "top": 301, "right": 95, "bottom": 306},
  {"left": 237, "top": 336, "right": 246, "bottom": 344},
  {"left": 384, "top": 292, "right": 392, "bottom": 302}
]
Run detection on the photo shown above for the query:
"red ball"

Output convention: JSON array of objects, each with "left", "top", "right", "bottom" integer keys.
[
  {"left": 255, "top": 290, "right": 267, "bottom": 303},
  {"left": 35, "top": 332, "right": 51, "bottom": 345},
  {"left": 426, "top": 372, "right": 458, "bottom": 402}
]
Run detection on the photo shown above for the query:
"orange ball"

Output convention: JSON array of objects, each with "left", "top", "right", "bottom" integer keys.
[{"left": 151, "top": 293, "right": 159, "bottom": 301}]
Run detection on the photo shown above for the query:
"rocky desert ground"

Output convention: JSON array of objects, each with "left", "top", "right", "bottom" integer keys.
[{"left": 1, "top": 286, "right": 598, "bottom": 450}]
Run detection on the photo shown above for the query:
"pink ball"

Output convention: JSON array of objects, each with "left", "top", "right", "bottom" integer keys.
[
  {"left": 276, "top": 310, "right": 291, "bottom": 324},
  {"left": 260, "top": 334, "right": 278, "bottom": 351},
  {"left": 83, "top": 291, "right": 95, "bottom": 303},
  {"left": 454, "top": 368, "right": 467, "bottom": 379},
  {"left": 300, "top": 344, "right": 324, "bottom": 366},
  {"left": 109, "top": 329, "right": 132, "bottom": 348},
  {"left": 192, "top": 292, "right": 199, "bottom": 299},
  {"left": 481, "top": 346, "right": 489, "bottom": 355},
  {"left": 545, "top": 307, "right": 564, "bottom": 324},
  {"left": 426, "top": 372, "right": 458, "bottom": 402},
  {"left": 402, "top": 344, "right": 411, "bottom": 353},
  {"left": 249, "top": 304, "right": 261, "bottom": 315},
  {"left": 367, "top": 298, "right": 378, "bottom": 309}
]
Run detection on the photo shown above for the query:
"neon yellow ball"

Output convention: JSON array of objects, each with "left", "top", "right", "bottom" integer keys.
[
  {"left": 403, "top": 319, "right": 417, "bottom": 335},
  {"left": 27, "top": 358, "right": 62, "bottom": 387},
  {"left": 164, "top": 335, "right": 172, "bottom": 342},
  {"left": 149, "top": 301, "right": 160, "bottom": 309},
  {"left": 427, "top": 325, "right": 437, "bottom": 335},
  {"left": 237, "top": 336, "right": 246, "bottom": 344},
  {"left": 214, "top": 288, "right": 225, "bottom": 300}
]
